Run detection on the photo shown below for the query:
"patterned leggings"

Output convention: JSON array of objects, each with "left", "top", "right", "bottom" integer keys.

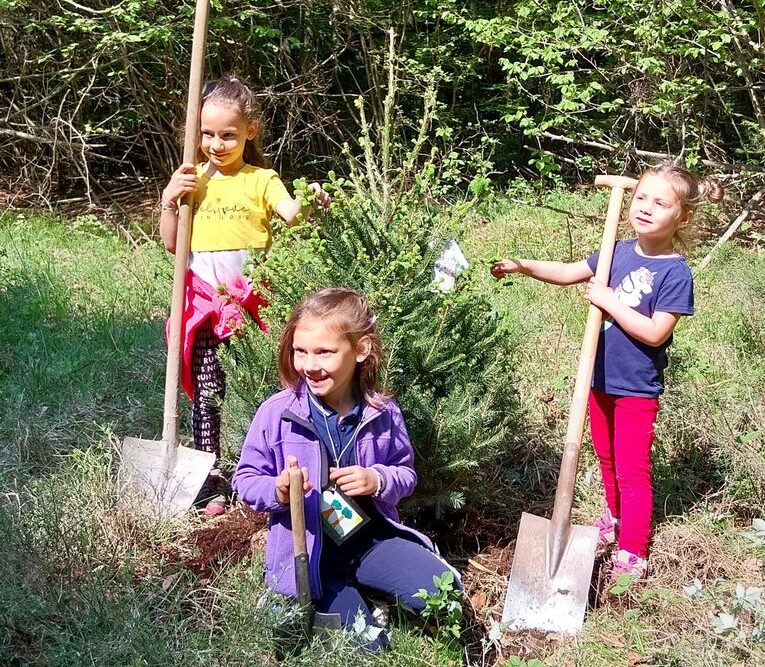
[{"left": 191, "top": 324, "right": 226, "bottom": 458}]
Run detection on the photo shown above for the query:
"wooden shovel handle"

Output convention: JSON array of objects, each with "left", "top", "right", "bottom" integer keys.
[
  {"left": 289, "top": 468, "right": 313, "bottom": 626},
  {"left": 548, "top": 176, "right": 638, "bottom": 552},
  {"left": 162, "top": 0, "right": 210, "bottom": 445},
  {"left": 593, "top": 174, "right": 639, "bottom": 190},
  {"left": 564, "top": 176, "right": 638, "bottom": 445},
  {"left": 289, "top": 469, "right": 308, "bottom": 556}
]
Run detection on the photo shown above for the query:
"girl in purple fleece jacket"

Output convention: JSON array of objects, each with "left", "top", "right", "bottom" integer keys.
[{"left": 232, "top": 287, "right": 459, "bottom": 650}]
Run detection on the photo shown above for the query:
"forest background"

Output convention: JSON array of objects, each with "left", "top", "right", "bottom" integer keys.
[
  {"left": 2, "top": 1, "right": 765, "bottom": 666},
  {"left": 3, "top": 0, "right": 765, "bottom": 203}
]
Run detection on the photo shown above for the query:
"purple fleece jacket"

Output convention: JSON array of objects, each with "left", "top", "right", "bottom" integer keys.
[{"left": 232, "top": 382, "right": 435, "bottom": 599}]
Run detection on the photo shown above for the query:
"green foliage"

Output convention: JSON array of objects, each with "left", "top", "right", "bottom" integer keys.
[
  {"left": 709, "top": 584, "right": 765, "bottom": 644},
  {"left": 0, "top": 445, "right": 212, "bottom": 666},
  {"left": 503, "top": 657, "right": 546, "bottom": 667},
  {"left": 744, "top": 518, "right": 765, "bottom": 548},
  {"left": 5, "top": 0, "right": 765, "bottom": 199},
  {"left": 222, "top": 50, "right": 520, "bottom": 515},
  {"left": 413, "top": 570, "right": 463, "bottom": 639},
  {"left": 608, "top": 573, "right": 638, "bottom": 596},
  {"left": 449, "top": 0, "right": 765, "bottom": 175}
]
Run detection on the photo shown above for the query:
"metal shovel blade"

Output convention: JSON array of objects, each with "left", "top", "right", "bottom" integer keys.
[
  {"left": 502, "top": 512, "right": 598, "bottom": 634},
  {"left": 315, "top": 613, "right": 342, "bottom": 630},
  {"left": 119, "top": 437, "right": 216, "bottom": 518}
]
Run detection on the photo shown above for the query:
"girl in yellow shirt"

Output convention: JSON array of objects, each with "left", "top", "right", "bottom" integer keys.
[{"left": 160, "top": 74, "right": 330, "bottom": 515}]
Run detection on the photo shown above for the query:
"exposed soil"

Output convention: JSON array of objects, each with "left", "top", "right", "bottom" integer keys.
[
  {"left": 190, "top": 507, "right": 267, "bottom": 575},
  {"left": 165, "top": 504, "right": 268, "bottom": 579}
]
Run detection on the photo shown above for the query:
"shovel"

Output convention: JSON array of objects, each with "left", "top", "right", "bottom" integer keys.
[
  {"left": 502, "top": 174, "right": 638, "bottom": 634},
  {"left": 289, "top": 468, "right": 342, "bottom": 642},
  {"left": 118, "top": 0, "right": 216, "bottom": 518}
]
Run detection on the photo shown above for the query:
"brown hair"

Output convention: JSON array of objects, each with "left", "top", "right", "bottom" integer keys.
[
  {"left": 278, "top": 287, "right": 388, "bottom": 407},
  {"left": 639, "top": 164, "right": 724, "bottom": 249},
  {"left": 198, "top": 74, "right": 268, "bottom": 168}
]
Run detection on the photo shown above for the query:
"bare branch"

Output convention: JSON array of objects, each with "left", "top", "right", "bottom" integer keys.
[{"left": 539, "top": 131, "right": 765, "bottom": 173}]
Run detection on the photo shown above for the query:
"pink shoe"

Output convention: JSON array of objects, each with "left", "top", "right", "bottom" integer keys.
[
  {"left": 594, "top": 509, "right": 619, "bottom": 546},
  {"left": 203, "top": 495, "right": 226, "bottom": 517},
  {"left": 609, "top": 550, "right": 648, "bottom": 583},
  {"left": 197, "top": 469, "right": 229, "bottom": 517}
]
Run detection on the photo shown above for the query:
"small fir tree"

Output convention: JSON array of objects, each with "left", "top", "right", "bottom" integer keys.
[{"left": 221, "top": 34, "right": 521, "bottom": 515}]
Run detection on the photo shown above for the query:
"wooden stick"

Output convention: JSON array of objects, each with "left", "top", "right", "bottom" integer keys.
[{"left": 698, "top": 187, "right": 765, "bottom": 270}]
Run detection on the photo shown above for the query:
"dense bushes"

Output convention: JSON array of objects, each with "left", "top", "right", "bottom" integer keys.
[
  {"left": 2, "top": 0, "right": 765, "bottom": 202},
  {"left": 449, "top": 0, "right": 765, "bottom": 177}
]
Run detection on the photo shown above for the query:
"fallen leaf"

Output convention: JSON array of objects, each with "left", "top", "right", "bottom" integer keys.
[
  {"left": 162, "top": 572, "right": 181, "bottom": 592},
  {"left": 470, "top": 592, "right": 486, "bottom": 611},
  {"left": 601, "top": 630, "right": 625, "bottom": 648}
]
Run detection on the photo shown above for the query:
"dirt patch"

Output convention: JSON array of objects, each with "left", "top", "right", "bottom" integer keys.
[
  {"left": 158, "top": 504, "right": 267, "bottom": 579},
  {"left": 186, "top": 504, "right": 267, "bottom": 578},
  {"left": 460, "top": 543, "right": 514, "bottom": 621},
  {"left": 427, "top": 509, "right": 577, "bottom": 665},
  {"left": 456, "top": 537, "right": 601, "bottom": 665}
]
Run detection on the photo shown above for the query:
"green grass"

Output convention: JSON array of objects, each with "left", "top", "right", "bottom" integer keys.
[
  {"left": 1, "top": 195, "right": 765, "bottom": 666},
  {"left": 0, "top": 211, "right": 172, "bottom": 474},
  {"left": 464, "top": 188, "right": 765, "bottom": 666},
  {"left": 0, "top": 211, "right": 465, "bottom": 666}
]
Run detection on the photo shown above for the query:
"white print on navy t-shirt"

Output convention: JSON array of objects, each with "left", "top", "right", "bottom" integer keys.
[{"left": 602, "top": 267, "right": 657, "bottom": 331}]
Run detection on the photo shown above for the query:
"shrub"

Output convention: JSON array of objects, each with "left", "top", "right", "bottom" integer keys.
[
  {"left": 222, "top": 195, "right": 521, "bottom": 515},
  {"left": 221, "top": 54, "right": 521, "bottom": 516}
]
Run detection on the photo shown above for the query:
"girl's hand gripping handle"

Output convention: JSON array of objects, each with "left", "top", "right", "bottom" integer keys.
[
  {"left": 275, "top": 455, "right": 311, "bottom": 505},
  {"left": 162, "top": 163, "right": 198, "bottom": 208}
]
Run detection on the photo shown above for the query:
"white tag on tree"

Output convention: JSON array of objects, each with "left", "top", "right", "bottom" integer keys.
[{"left": 433, "top": 238, "right": 470, "bottom": 292}]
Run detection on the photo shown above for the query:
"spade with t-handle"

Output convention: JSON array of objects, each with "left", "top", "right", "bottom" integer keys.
[{"left": 501, "top": 175, "right": 639, "bottom": 634}]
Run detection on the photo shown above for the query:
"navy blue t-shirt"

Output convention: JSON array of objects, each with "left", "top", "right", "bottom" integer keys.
[
  {"left": 306, "top": 391, "right": 389, "bottom": 573},
  {"left": 586, "top": 239, "right": 694, "bottom": 397}
]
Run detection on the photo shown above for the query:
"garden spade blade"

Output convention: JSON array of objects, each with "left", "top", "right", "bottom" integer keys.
[
  {"left": 502, "top": 512, "right": 597, "bottom": 633},
  {"left": 120, "top": 437, "right": 215, "bottom": 517},
  {"left": 502, "top": 175, "right": 638, "bottom": 634},
  {"left": 118, "top": 0, "right": 215, "bottom": 518}
]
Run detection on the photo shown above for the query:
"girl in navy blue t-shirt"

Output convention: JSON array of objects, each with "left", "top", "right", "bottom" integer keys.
[{"left": 491, "top": 166, "right": 723, "bottom": 581}]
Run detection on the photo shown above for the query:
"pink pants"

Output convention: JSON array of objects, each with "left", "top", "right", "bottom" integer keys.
[{"left": 588, "top": 388, "right": 660, "bottom": 558}]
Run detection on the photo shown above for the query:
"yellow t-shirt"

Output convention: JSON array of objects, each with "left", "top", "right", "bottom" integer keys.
[{"left": 190, "top": 164, "right": 290, "bottom": 252}]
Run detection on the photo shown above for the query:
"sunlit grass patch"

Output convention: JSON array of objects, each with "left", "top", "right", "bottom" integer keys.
[
  {"left": 2, "top": 196, "right": 765, "bottom": 665},
  {"left": 0, "top": 211, "right": 170, "bottom": 473}
]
